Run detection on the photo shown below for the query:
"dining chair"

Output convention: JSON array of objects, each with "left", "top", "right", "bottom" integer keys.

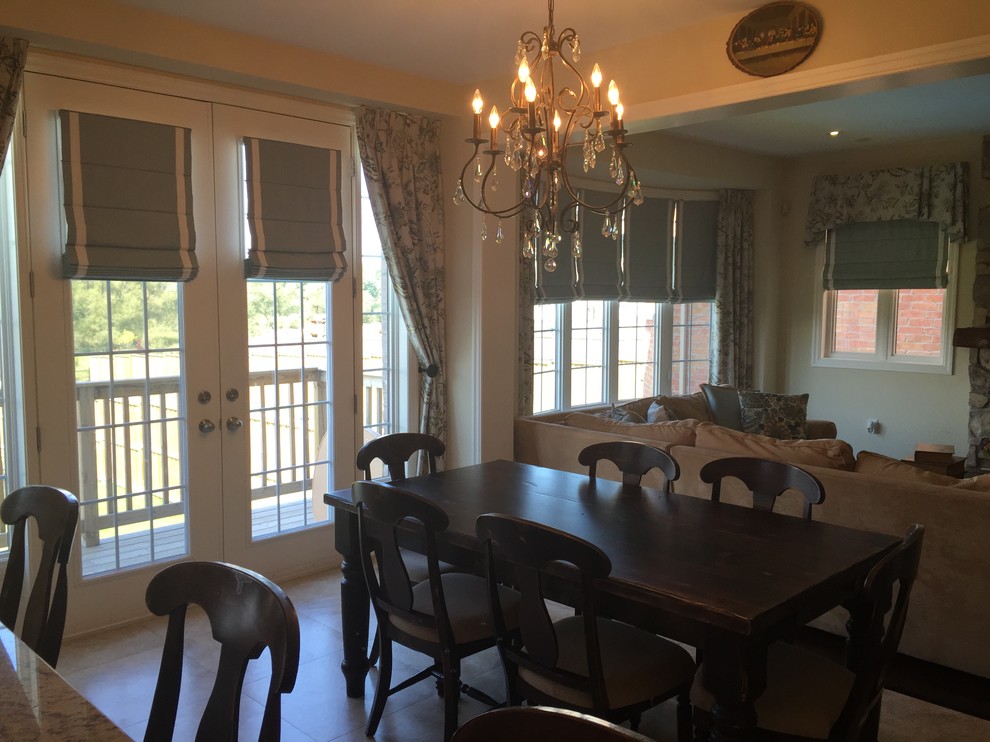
[
  {"left": 476, "top": 513, "right": 695, "bottom": 740},
  {"left": 452, "top": 706, "right": 654, "bottom": 741},
  {"left": 143, "top": 561, "right": 300, "bottom": 742},
  {"left": 578, "top": 440, "right": 680, "bottom": 492},
  {"left": 354, "top": 480, "right": 520, "bottom": 742},
  {"left": 691, "top": 523, "right": 924, "bottom": 741},
  {"left": 356, "top": 432, "right": 445, "bottom": 482},
  {"left": 699, "top": 456, "right": 825, "bottom": 519},
  {"left": 356, "top": 432, "right": 458, "bottom": 666},
  {"left": 0, "top": 484, "right": 79, "bottom": 668}
]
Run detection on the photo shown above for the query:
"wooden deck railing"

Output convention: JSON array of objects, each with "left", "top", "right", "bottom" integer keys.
[{"left": 75, "top": 368, "right": 328, "bottom": 547}]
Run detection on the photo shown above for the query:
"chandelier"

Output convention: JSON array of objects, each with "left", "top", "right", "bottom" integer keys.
[{"left": 452, "top": 0, "right": 642, "bottom": 272}]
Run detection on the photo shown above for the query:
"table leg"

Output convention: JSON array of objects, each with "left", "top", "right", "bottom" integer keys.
[
  {"left": 845, "top": 595, "right": 883, "bottom": 742},
  {"left": 702, "top": 633, "right": 766, "bottom": 742},
  {"left": 335, "top": 512, "right": 371, "bottom": 698}
]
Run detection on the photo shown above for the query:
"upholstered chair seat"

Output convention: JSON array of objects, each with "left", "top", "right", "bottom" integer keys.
[
  {"left": 390, "top": 572, "right": 520, "bottom": 644},
  {"left": 519, "top": 616, "right": 697, "bottom": 711},
  {"left": 691, "top": 642, "right": 855, "bottom": 739}
]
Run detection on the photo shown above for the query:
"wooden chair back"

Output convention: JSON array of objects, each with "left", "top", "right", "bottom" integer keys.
[
  {"left": 452, "top": 706, "right": 653, "bottom": 741},
  {"left": 353, "top": 480, "right": 452, "bottom": 644},
  {"left": 476, "top": 513, "right": 613, "bottom": 711},
  {"left": 699, "top": 456, "right": 825, "bottom": 519},
  {"left": 144, "top": 561, "right": 300, "bottom": 742},
  {"left": 578, "top": 441, "right": 680, "bottom": 492},
  {"left": 356, "top": 432, "right": 445, "bottom": 482},
  {"left": 833, "top": 524, "right": 925, "bottom": 739},
  {"left": 0, "top": 485, "right": 78, "bottom": 667}
]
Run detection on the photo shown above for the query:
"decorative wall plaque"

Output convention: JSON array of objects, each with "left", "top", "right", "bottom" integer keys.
[{"left": 727, "top": 2, "right": 823, "bottom": 78}]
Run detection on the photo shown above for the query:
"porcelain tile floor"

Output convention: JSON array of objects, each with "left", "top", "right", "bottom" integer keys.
[{"left": 57, "top": 569, "right": 990, "bottom": 741}]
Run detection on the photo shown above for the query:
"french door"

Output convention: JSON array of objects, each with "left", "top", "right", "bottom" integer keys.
[{"left": 23, "top": 67, "right": 355, "bottom": 633}]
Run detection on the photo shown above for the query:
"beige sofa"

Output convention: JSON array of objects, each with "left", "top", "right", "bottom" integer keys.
[{"left": 514, "top": 404, "right": 990, "bottom": 686}]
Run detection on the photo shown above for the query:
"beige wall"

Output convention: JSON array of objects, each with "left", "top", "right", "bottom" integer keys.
[
  {"left": 2, "top": 0, "right": 989, "bottom": 464},
  {"left": 778, "top": 135, "right": 983, "bottom": 458}
]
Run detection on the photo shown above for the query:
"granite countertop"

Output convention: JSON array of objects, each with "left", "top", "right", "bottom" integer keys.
[{"left": 0, "top": 625, "right": 128, "bottom": 740}]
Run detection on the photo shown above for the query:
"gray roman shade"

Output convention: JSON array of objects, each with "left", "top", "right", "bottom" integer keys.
[
  {"left": 243, "top": 137, "right": 347, "bottom": 281},
  {"left": 674, "top": 200, "right": 718, "bottom": 301},
  {"left": 59, "top": 110, "right": 197, "bottom": 281},
  {"left": 623, "top": 196, "right": 673, "bottom": 302},
  {"left": 824, "top": 219, "right": 946, "bottom": 290},
  {"left": 578, "top": 190, "right": 623, "bottom": 300}
]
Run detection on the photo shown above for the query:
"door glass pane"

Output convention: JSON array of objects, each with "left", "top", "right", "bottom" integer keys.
[
  {"left": 247, "top": 281, "right": 330, "bottom": 540},
  {"left": 73, "top": 281, "right": 187, "bottom": 576}
]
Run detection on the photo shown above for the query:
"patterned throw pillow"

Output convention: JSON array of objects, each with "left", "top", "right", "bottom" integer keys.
[
  {"left": 739, "top": 391, "right": 809, "bottom": 440},
  {"left": 595, "top": 403, "right": 647, "bottom": 424},
  {"left": 646, "top": 401, "right": 673, "bottom": 423}
]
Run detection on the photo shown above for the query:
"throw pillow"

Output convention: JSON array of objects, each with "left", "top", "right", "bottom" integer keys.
[
  {"left": 646, "top": 401, "right": 673, "bottom": 423},
  {"left": 700, "top": 384, "right": 743, "bottom": 430},
  {"left": 739, "top": 391, "right": 809, "bottom": 440},
  {"left": 653, "top": 391, "right": 711, "bottom": 422},
  {"left": 695, "top": 422, "right": 855, "bottom": 470},
  {"left": 854, "top": 450, "right": 961, "bottom": 486},
  {"left": 595, "top": 403, "right": 646, "bottom": 424}
]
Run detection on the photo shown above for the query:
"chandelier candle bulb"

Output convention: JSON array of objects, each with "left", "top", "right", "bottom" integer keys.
[
  {"left": 607, "top": 80, "right": 620, "bottom": 125},
  {"left": 591, "top": 63, "right": 603, "bottom": 111},
  {"left": 489, "top": 106, "right": 500, "bottom": 150}
]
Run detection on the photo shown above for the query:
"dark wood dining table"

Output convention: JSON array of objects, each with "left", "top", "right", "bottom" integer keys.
[{"left": 325, "top": 460, "right": 900, "bottom": 742}]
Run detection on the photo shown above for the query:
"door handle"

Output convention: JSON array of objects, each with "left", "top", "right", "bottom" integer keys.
[
  {"left": 198, "top": 419, "right": 216, "bottom": 434},
  {"left": 226, "top": 416, "right": 243, "bottom": 432}
]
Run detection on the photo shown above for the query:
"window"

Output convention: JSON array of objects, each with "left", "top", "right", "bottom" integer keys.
[
  {"left": 533, "top": 299, "right": 713, "bottom": 413},
  {"left": 815, "top": 224, "right": 957, "bottom": 373},
  {"left": 359, "top": 171, "right": 410, "bottom": 477},
  {"left": 0, "top": 146, "right": 24, "bottom": 549}
]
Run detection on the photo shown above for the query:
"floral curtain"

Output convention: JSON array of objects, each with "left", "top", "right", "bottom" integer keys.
[
  {"left": 804, "top": 162, "right": 968, "bottom": 249},
  {"left": 0, "top": 37, "right": 28, "bottom": 174},
  {"left": 712, "top": 189, "right": 754, "bottom": 389},
  {"left": 355, "top": 107, "right": 447, "bottom": 453}
]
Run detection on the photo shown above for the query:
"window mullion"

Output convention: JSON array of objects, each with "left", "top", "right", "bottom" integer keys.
[
  {"left": 559, "top": 302, "right": 572, "bottom": 409},
  {"left": 877, "top": 289, "right": 896, "bottom": 362},
  {"left": 606, "top": 301, "right": 619, "bottom": 401}
]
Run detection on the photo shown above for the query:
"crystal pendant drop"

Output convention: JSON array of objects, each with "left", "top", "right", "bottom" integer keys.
[
  {"left": 571, "top": 36, "right": 581, "bottom": 62},
  {"left": 452, "top": 182, "right": 465, "bottom": 206},
  {"left": 594, "top": 129, "right": 606, "bottom": 153},
  {"left": 523, "top": 177, "right": 534, "bottom": 200},
  {"left": 495, "top": 221, "right": 504, "bottom": 244},
  {"left": 609, "top": 149, "right": 618, "bottom": 180},
  {"left": 473, "top": 158, "right": 482, "bottom": 183},
  {"left": 582, "top": 135, "right": 592, "bottom": 172},
  {"left": 523, "top": 239, "right": 536, "bottom": 259},
  {"left": 481, "top": 218, "right": 488, "bottom": 241},
  {"left": 615, "top": 160, "right": 626, "bottom": 186},
  {"left": 572, "top": 231, "right": 582, "bottom": 258},
  {"left": 515, "top": 40, "right": 526, "bottom": 67},
  {"left": 545, "top": 257, "right": 558, "bottom": 272},
  {"left": 601, "top": 214, "right": 611, "bottom": 238},
  {"left": 630, "top": 177, "right": 644, "bottom": 206},
  {"left": 490, "top": 168, "right": 498, "bottom": 193}
]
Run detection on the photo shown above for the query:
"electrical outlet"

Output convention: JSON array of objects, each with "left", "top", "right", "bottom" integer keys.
[{"left": 866, "top": 418, "right": 881, "bottom": 435}]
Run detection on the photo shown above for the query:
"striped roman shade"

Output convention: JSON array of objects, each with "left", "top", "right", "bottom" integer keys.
[
  {"left": 59, "top": 110, "right": 197, "bottom": 281},
  {"left": 243, "top": 137, "right": 347, "bottom": 281},
  {"left": 674, "top": 200, "right": 719, "bottom": 301},
  {"left": 824, "top": 219, "right": 946, "bottom": 290},
  {"left": 623, "top": 196, "right": 673, "bottom": 302}
]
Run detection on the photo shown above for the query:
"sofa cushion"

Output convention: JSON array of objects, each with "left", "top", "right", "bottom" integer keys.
[
  {"left": 563, "top": 413, "right": 699, "bottom": 446},
  {"left": 653, "top": 391, "right": 711, "bottom": 422},
  {"left": 739, "top": 391, "right": 809, "bottom": 440},
  {"left": 695, "top": 422, "right": 855, "bottom": 470},
  {"left": 855, "top": 451, "right": 990, "bottom": 492},
  {"left": 700, "top": 384, "right": 743, "bottom": 430}
]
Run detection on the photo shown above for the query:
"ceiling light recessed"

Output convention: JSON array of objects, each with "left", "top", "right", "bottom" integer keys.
[{"left": 829, "top": 130, "right": 841, "bottom": 137}]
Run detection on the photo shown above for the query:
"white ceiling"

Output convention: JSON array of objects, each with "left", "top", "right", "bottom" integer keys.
[{"left": 113, "top": 0, "right": 990, "bottom": 156}]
